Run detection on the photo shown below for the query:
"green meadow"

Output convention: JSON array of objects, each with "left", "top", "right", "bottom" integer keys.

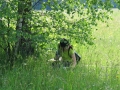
[{"left": 1, "top": 9, "right": 120, "bottom": 90}]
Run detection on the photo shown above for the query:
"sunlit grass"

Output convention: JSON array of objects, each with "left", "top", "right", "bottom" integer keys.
[{"left": 76, "top": 8, "right": 120, "bottom": 90}]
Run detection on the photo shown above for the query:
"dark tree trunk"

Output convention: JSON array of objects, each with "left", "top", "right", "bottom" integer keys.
[
  {"left": 15, "top": 0, "right": 34, "bottom": 58},
  {"left": 7, "top": 17, "right": 14, "bottom": 67}
]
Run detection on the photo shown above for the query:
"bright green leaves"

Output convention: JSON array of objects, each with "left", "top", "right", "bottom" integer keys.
[
  {"left": 0, "top": 0, "right": 120, "bottom": 57},
  {"left": 32, "top": 0, "right": 119, "bottom": 47}
]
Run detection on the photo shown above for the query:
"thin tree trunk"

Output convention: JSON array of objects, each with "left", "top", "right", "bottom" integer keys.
[{"left": 15, "top": 0, "right": 34, "bottom": 58}]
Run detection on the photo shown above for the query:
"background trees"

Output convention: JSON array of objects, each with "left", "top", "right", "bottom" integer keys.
[{"left": 0, "top": 0, "right": 120, "bottom": 68}]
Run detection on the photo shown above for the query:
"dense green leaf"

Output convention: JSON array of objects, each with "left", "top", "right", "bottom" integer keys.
[{"left": 0, "top": 0, "right": 120, "bottom": 66}]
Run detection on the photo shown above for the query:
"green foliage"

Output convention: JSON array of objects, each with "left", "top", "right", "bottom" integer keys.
[
  {"left": 31, "top": 0, "right": 115, "bottom": 46},
  {"left": 0, "top": 0, "right": 18, "bottom": 67},
  {"left": 0, "top": 0, "right": 120, "bottom": 67},
  {"left": 1, "top": 9, "right": 120, "bottom": 89},
  {"left": 115, "top": 0, "right": 120, "bottom": 9},
  {"left": 0, "top": 0, "right": 120, "bottom": 87},
  {"left": 1, "top": 23, "right": 120, "bottom": 89}
]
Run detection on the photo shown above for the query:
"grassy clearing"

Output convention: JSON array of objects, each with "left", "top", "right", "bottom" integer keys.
[
  {"left": 1, "top": 9, "right": 120, "bottom": 90},
  {"left": 77, "top": 9, "right": 120, "bottom": 90}
]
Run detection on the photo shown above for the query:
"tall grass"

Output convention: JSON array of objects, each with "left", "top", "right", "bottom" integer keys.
[{"left": 1, "top": 9, "right": 120, "bottom": 90}]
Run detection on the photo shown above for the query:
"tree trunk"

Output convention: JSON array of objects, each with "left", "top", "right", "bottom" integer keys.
[{"left": 15, "top": 0, "right": 34, "bottom": 58}]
